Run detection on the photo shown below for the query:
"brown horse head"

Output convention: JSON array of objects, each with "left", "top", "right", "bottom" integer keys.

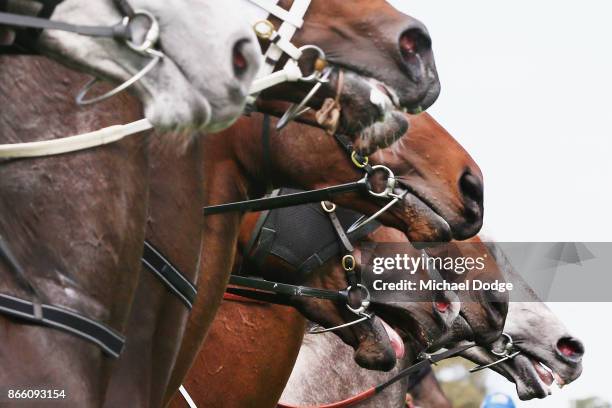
[
  {"left": 254, "top": 0, "right": 439, "bottom": 145},
  {"left": 293, "top": 0, "right": 439, "bottom": 109},
  {"left": 243, "top": 112, "right": 483, "bottom": 243}
]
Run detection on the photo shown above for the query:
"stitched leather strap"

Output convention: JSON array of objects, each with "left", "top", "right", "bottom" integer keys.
[
  {"left": 142, "top": 241, "right": 197, "bottom": 309},
  {"left": 203, "top": 179, "right": 370, "bottom": 215},
  {"left": 0, "top": 293, "right": 125, "bottom": 357}
]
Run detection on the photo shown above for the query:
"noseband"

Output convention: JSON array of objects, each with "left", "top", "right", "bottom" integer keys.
[{"left": 245, "top": 0, "right": 333, "bottom": 128}]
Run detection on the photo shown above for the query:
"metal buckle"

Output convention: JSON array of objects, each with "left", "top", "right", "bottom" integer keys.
[
  {"left": 321, "top": 201, "right": 337, "bottom": 213},
  {"left": 469, "top": 333, "right": 521, "bottom": 373},
  {"left": 341, "top": 254, "right": 356, "bottom": 271},
  {"left": 351, "top": 151, "right": 369, "bottom": 168},
  {"left": 346, "top": 284, "right": 371, "bottom": 315}
]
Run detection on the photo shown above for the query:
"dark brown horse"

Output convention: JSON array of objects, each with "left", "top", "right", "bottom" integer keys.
[
  {"left": 166, "top": 111, "right": 488, "bottom": 405},
  {"left": 0, "top": 56, "right": 148, "bottom": 405}
]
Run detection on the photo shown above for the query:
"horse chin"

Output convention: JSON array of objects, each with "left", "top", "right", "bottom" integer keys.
[
  {"left": 351, "top": 316, "right": 398, "bottom": 372},
  {"left": 334, "top": 71, "right": 408, "bottom": 152}
]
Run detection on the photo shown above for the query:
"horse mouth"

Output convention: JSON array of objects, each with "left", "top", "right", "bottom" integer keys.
[
  {"left": 388, "top": 187, "right": 453, "bottom": 243},
  {"left": 490, "top": 350, "right": 575, "bottom": 400}
]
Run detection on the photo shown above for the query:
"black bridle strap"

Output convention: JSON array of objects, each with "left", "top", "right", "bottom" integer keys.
[
  {"left": 142, "top": 241, "right": 197, "bottom": 309},
  {"left": 0, "top": 11, "right": 130, "bottom": 39},
  {"left": 228, "top": 275, "right": 348, "bottom": 303},
  {"left": 113, "top": 0, "right": 136, "bottom": 19},
  {"left": 203, "top": 179, "right": 370, "bottom": 215},
  {"left": 0, "top": 292, "right": 124, "bottom": 357}
]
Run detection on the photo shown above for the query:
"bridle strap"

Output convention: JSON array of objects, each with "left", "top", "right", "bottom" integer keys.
[
  {"left": 203, "top": 179, "right": 370, "bottom": 215},
  {"left": 227, "top": 275, "right": 349, "bottom": 303},
  {"left": 250, "top": 0, "right": 306, "bottom": 28},
  {"left": 277, "top": 343, "right": 476, "bottom": 408},
  {"left": 0, "top": 293, "right": 125, "bottom": 357},
  {"left": 142, "top": 241, "right": 197, "bottom": 310},
  {"left": 0, "top": 11, "right": 130, "bottom": 40},
  {"left": 0, "top": 118, "right": 152, "bottom": 159},
  {"left": 113, "top": 0, "right": 135, "bottom": 19}
]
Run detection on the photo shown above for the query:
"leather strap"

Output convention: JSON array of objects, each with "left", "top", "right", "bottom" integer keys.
[
  {"left": 142, "top": 241, "right": 197, "bottom": 309},
  {"left": 0, "top": 293, "right": 125, "bottom": 357},
  {"left": 0, "top": 118, "right": 152, "bottom": 159},
  {"left": 227, "top": 275, "right": 348, "bottom": 303},
  {"left": 0, "top": 11, "right": 130, "bottom": 39},
  {"left": 203, "top": 178, "right": 370, "bottom": 215}
]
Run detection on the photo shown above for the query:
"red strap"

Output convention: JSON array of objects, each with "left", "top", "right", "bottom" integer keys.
[
  {"left": 277, "top": 387, "right": 376, "bottom": 408},
  {"left": 223, "top": 292, "right": 269, "bottom": 305}
]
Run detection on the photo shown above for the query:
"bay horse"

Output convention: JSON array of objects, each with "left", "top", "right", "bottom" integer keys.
[
  {"left": 167, "top": 111, "right": 490, "bottom": 406},
  {"left": 2, "top": 0, "right": 262, "bottom": 129}
]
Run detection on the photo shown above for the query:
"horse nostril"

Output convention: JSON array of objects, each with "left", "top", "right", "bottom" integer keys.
[
  {"left": 459, "top": 170, "right": 484, "bottom": 204},
  {"left": 557, "top": 337, "right": 585, "bottom": 360},
  {"left": 399, "top": 28, "right": 431, "bottom": 55},
  {"left": 398, "top": 28, "right": 432, "bottom": 77},
  {"left": 232, "top": 39, "right": 250, "bottom": 78}
]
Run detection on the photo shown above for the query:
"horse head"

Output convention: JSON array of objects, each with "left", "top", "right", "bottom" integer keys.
[
  {"left": 246, "top": 0, "right": 440, "bottom": 148},
  {"left": 459, "top": 238, "right": 585, "bottom": 400},
  {"left": 37, "top": 0, "right": 262, "bottom": 130}
]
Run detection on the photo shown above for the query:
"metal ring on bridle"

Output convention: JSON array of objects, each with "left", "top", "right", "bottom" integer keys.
[
  {"left": 351, "top": 151, "right": 369, "bottom": 168},
  {"left": 75, "top": 9, "right": 164, "bottom": 105},
  {"left": 491, "top": 333, "right": 515, "bottom": 357},
  {"left": 341, "top": 254, "right": 356, "bottom": 271},
  {"left": 366, "top": 165, "right": 397, "bottom": 198},
  {"left": 469, "top": 332, "right": 521, "bottom": 373},
  {"left": 276, "top": 66, "right": 333, "bottom": 130},
  {"left": 346, "top": 284, "right": 371, "bottom": 315},
  {"left": 297, "top": 45, "right": 328, "bottom": 83},
  {"left": 124, "top": 10, "right": 161, "bottom": 56},
  {"left": 321, "top": 201, "right": 337, "bottom": 213}
]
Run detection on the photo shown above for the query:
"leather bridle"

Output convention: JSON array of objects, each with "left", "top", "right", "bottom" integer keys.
[
  {"left": 0, "top": 0, "right": 165, "bottom": 105},
  {"left": 224, "top": 197, "right": 374, "bottom": 334},
  {"left": 203, "top": 120, "right": 411, "bottom": 238},
  {"left": 0, "top": 0, "right": 327, "bottom": 159}
]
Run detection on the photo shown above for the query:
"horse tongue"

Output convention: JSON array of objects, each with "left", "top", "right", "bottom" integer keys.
[{"left": 380, "top": 319, "right": 405, "bottom": 359}]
